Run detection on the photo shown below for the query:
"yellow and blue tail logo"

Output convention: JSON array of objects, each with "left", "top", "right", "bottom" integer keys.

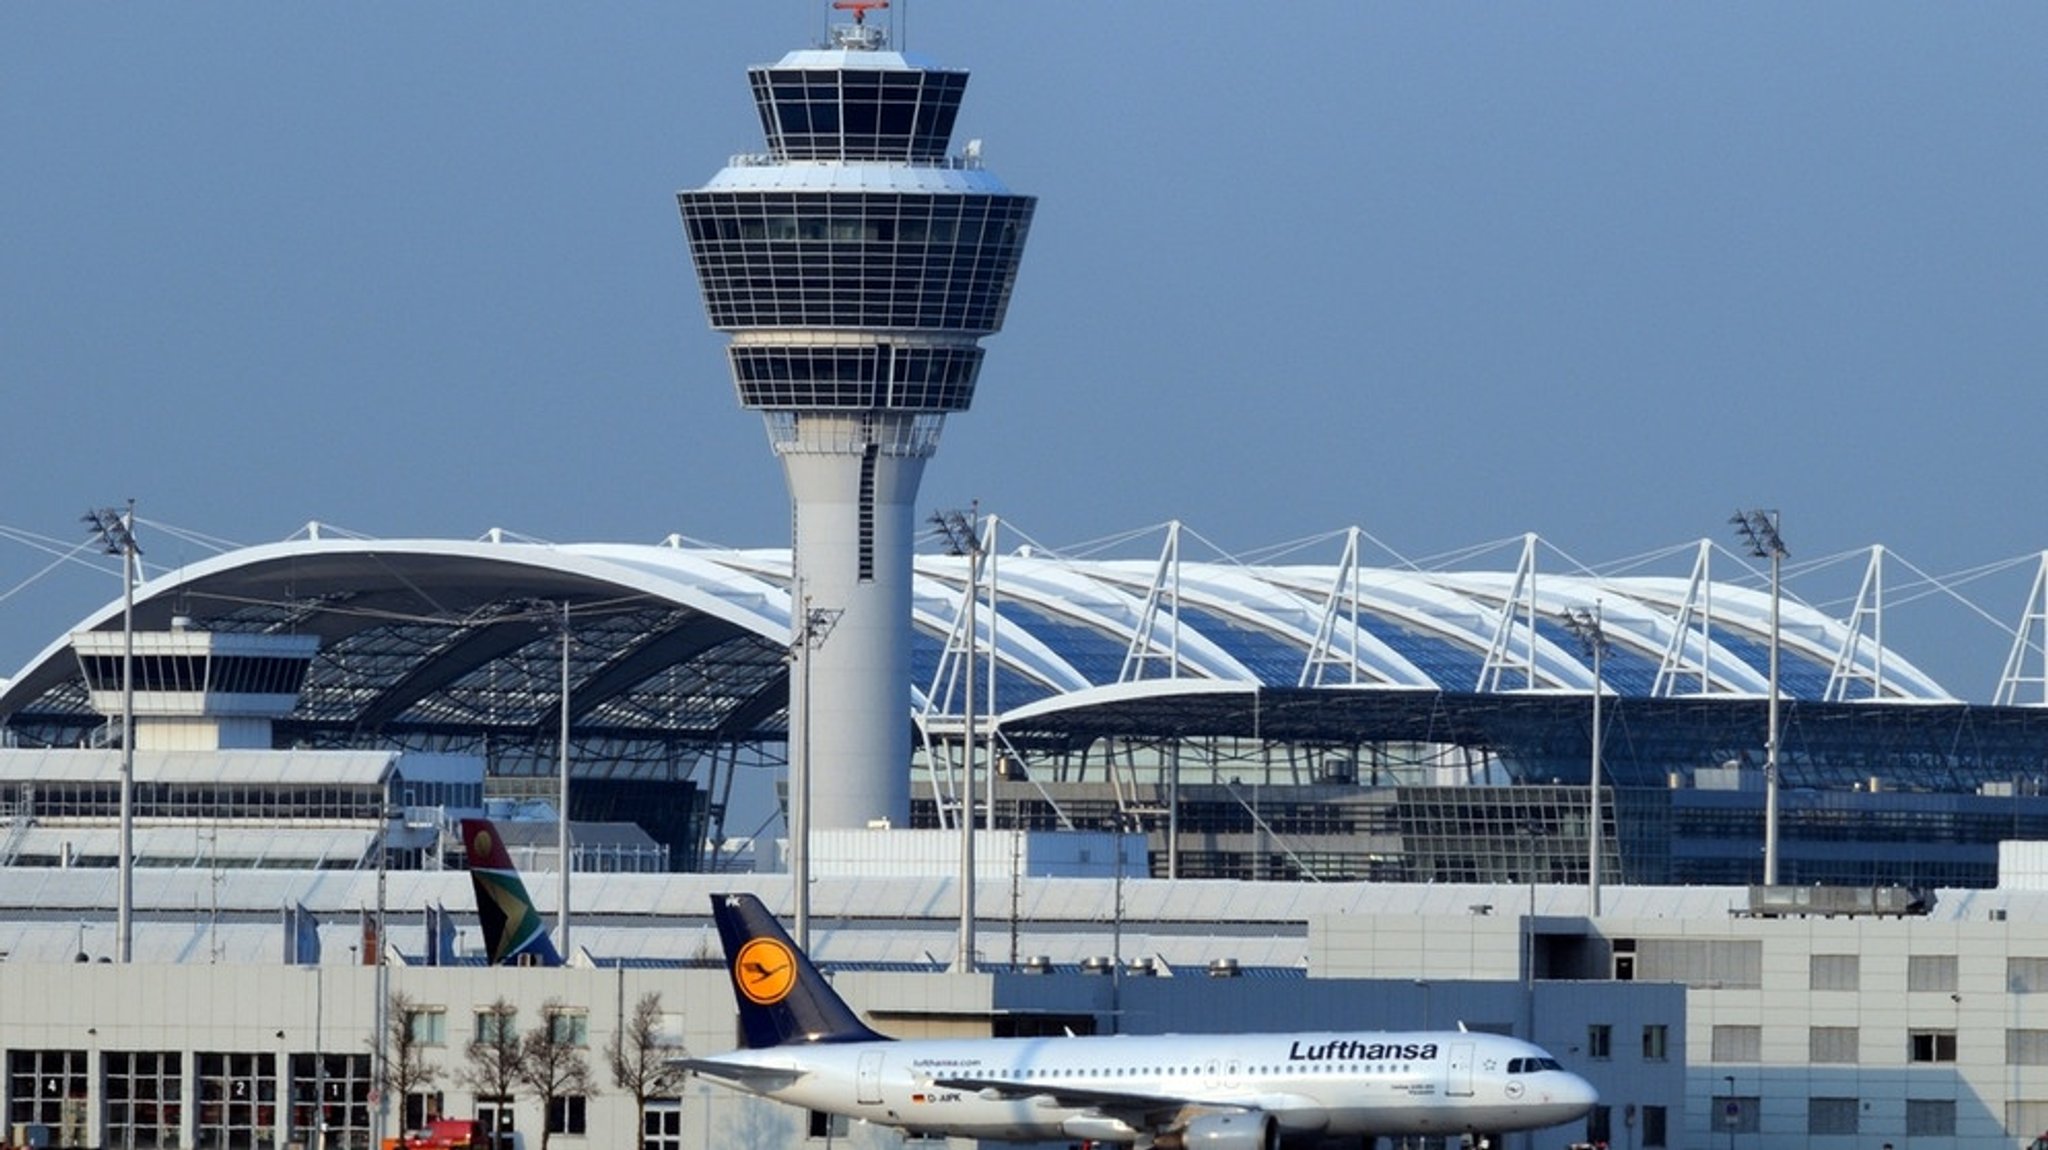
[
  {"left": 712, "top": 892, "right": 883, "bottom": 1048},
  {"left": 462, "top": 818, "right": 564, "bottom": 967}
]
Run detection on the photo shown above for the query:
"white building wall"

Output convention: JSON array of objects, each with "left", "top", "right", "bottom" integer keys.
[{"left": 1596, "top": 909, "right": 2048, "bottom": 1150}]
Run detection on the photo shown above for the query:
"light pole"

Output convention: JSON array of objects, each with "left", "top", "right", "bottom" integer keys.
[
  {"left": 1559, "top": 604, "right": 1608, "bottom": 916},
  {"left": 83, "top": 503, "right": 140, "bottom": 964},
  {"left": 1721, "top": 1073, "right": 1736, "bottom": 1150},
  {"left": 1730, "top": 510, "right": 1788, "bottom": 885},
  {"left": 1523, "top": 821, "right": 1544, "bottom": 1044},
  {"left": 787, "top": 583, "right": 840, "bottom": 953},
  {"left": 931, "top": 505, "right": 985, "bottom": 973},
  {"left": 555, "top": 601, "right": 572, "bottom": 952}
]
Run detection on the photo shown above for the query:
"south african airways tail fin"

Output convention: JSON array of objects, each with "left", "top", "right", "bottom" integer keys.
[
  {"left": 461, "top": 818, "right": 564, "bottom": 967},
  {"left": 710, "top": 892, "right": 884, "bottom": 1049}
]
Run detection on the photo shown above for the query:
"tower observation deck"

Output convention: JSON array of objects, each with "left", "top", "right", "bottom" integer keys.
[{"left": 678, "top": 8, "right": 1035, "bottom": 830}]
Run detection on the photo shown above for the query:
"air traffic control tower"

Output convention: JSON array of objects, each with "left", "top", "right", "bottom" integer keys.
[{"left": 678, "top": 7, "right": 1035, "bottom": 830}]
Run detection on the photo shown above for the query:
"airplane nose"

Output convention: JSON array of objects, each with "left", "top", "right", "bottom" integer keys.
[{"left": 1559, "top": 1072, "right": 1598, "bottom": 1116}]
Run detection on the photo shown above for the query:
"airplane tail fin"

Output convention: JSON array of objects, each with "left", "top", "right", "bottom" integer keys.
[
  {"left": 461, "top": 818, "right": 564, "bottom": 967},
  {"left": 711, "top": 892, "right": 884, "bottom": 1048}
]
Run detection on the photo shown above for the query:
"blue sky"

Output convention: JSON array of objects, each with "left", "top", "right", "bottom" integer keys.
[{"left": 4, "top": 3, "right": 2045, "bottom": 701}]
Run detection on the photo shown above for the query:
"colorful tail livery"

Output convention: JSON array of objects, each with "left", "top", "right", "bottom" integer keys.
[
  {"left": 711, "top": 887, "right": 881, "bottom": 1048},
  {"left": 460, "top": 818, "right": 563, "bottom": 967},
  {"left": 679, "top": 892, "right": 1597, "bottom": 1148}
]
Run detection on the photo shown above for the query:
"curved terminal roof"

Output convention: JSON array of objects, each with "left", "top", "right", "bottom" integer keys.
[{"left": 2, "top": 532, "right": 2030, "bottom": 791}]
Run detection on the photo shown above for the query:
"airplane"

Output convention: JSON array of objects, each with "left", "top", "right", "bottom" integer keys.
[
  {"left": 459, "top": 817, "right": 564, "bottom": 967},
  {"left": 679, "top": 892, "right": 1597, "bottom": 1149}
]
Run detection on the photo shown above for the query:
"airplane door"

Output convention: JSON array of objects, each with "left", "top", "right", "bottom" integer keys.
[
  {"left": 857, "top": 1050, "right": 885, "bottom": 1105},
  {"left": 1445, "top": 1043, "right": 1475, "bottom": 1097}
]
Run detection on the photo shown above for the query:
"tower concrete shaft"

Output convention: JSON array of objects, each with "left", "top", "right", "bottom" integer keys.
[{"left": 679, "top": 12, "right": 1034, "bottom": 830}]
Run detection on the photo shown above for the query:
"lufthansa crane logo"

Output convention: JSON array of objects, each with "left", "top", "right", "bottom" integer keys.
[{"left": 735, "top": 938, "right": 797, "bottom": 1005}]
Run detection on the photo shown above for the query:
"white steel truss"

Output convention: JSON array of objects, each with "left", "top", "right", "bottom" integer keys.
[
  {"left": 1477, "top": 534, "right": 1541, "bottom": 692},
  {"left": 1653, "top": 540, "right": 1718, "bottom": 697},
  {"left": 1826, "top": 545, "right": 1887, "bottom": 702},
  {"left": 1997, "top": 552, "right": 2048, "bottom": 706},
  {"left": 918, "top": 515, "right": 1001, "bottom": 828},
  {"left": 1301, "top": 527, "right": 1366, "bottom": 687},
  {"left": 1121, "top": 521, "right": 1184, "bottom": 682}
]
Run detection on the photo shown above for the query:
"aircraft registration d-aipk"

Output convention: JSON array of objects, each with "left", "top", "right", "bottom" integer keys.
[
  {"left": 460, "top": 818, "right": 563, "bottom": 967},
  {"left": 679, "top": 893, "right": 1596, "bottom": 1149}
]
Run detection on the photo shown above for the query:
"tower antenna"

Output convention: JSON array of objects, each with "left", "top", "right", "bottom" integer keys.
[{"left": 832, "top": 0, "right": 887, "bottom": 25}]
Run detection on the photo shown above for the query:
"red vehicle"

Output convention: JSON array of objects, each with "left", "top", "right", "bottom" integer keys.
[{"left": 402, "top": 1119, "right": 486, "bottom": 1150}]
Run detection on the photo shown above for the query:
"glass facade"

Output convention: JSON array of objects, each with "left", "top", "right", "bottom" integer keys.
[
  {"left": 7, "top": 1049, "right": 89, "bottom": 1147},
  {"left": 194, "top": 1053, "right": 277, "bottom": 1150},
  {"left": 749, "top": 67, "right": 965, "bottom": 163},
  {"left": 680, "top": 191, "right": 1034, "bottom": 340},
  {"left": 288, "top": 1053, "right": 371, "bottom": 1150},
  {"left": 728, "top": 343, "right": 983, "bottom": 411},
  {"left": 105, "top": 1051, "right": 182, "bottom": 1150},
  {"left": 76, "top": 654, "right": 311, "bottom": 698}
]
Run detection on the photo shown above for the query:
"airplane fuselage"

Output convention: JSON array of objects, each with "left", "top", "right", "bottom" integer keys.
[{"left": 695, "top": 1029, "right": 1595, "bottom": 1142}]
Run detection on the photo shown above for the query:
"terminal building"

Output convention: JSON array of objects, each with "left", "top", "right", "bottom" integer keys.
[
  {"left": 5, "top": 530, "right": 2048, "bottom": 1150},
  {"left": 8, "top": 533, "right": 2048, "bottom": 888}
]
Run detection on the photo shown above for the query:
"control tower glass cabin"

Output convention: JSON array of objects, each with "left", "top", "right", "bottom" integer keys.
[{"left": 678, "top": 14, "right": 1034, "bottom": 830}]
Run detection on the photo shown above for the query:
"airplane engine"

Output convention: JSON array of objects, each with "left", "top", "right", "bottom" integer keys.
[{"left": 1176, "top": 1112, "right": 1278, "bottom": 1150}]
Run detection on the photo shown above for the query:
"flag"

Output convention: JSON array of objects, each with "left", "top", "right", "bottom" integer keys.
[
  {"left": 282, "top": 903, "right": 321, "bottom": 965},
  {"left": 423, "top": 903, "right": 457, "bottom": 966}
]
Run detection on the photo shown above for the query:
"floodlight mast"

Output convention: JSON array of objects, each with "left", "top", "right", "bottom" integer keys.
[
  {"left": 931, "top": 505, "right": 984, "bottom": 974},
  {"left": 1559, "top": 603, "right": 1607, "bottom": 916},
  {"left": 1730, "top": 509, "right": 1788, "bottom": 886},
  {"left": 556, "top": 601, "right": 571, "bottom": 953},
  {"left": 83, "top": 502, "right": 141, "bottom": 964},
  {"left": 788, "top": 586, "right": 841, "bottom": 953}
]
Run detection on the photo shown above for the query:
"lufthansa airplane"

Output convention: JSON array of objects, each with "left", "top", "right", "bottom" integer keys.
[
  {"left": 460, "top": 818, "right": 564, "bottom": 967},
  {"left": 679, "top": 893, "right": 1596, "bottom": 1149}
]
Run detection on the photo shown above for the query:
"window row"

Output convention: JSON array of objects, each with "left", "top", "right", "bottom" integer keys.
[
  {"left": 1750, "top": 1096, "right": 1961, "bottom": 1137},
  {"left": 751, "top": 68, "right": 966, "bottom": 163},
  {"left": 77, "top": 654, "right": 310, "bottom": 697},
  {"left": 735, "top": 380, "right": 975, "bottom": 411},
  {"left": 414, "top": 1007, "right": 602, "bottom": 1048},
  {"left": 1698, "top": 1024, "right": 2048, "bottom": 1064},
  {"left": 6, "top": 1047, "right": 644, "bottom": 1150},
  {"left": 1809, "top": 951, "right": 1964, "bottom": 991},
  {"left": 688, "top": 251, "right": 1027, "bottom": 287},
  {"left": 698, "top": 298, "right": 1021, "bottom": 334},
  {"left": 20, "top": 783, "right": 386, "bottom": 822},
  {"left": 1584, "top": 1024, "right": 1669, "bottom": 1061},
  {"left": 683, "top": 192, "right": 1032, "bottom": 238}
]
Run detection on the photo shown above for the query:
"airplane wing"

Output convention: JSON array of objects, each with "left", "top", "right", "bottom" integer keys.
[
  {"left": 930, "top": 1075, "right": 1272, "bottom": 1132},
  {"left": 673, "top": 1056, "right": 806, "bottom": 1093}
]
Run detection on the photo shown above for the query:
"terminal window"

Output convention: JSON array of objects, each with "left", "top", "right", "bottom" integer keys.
[{"left": 1908, "top": 1030, "right": 1958, "bottom": 1063}]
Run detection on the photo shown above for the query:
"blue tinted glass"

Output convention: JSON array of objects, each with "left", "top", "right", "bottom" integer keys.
[
  {"left": 1357, "top": 610, "right": 1488, "bottom": 689},
  {"left": 995, "top": 601, "right": 1131, "bottom": 687},
  {"left": 1713, "top": 630, "right": 1833, "bottom": 699},
  {"left": 1172, "top": 604, "right": 1305, "bottom": 685},
  {"left": 910, "top": 620, "right": 1060, "bottom": 715},
  {"left": 1531, "top": 617, "right": 1661, "bottom": 696}
]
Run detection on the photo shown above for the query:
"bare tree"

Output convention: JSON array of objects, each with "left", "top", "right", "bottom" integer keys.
[
  {"left": 517, "top": 999, "right": 599, "bottom": 1150},
  {"left": 458, "top": 998, "right": 522, "bottom": 1150},
  {"left": 607, "top": 992, "right": 683, "bottom": 1149},
  {"left": 376, "top": 990, "right": 444, "bottom": 1130}
]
